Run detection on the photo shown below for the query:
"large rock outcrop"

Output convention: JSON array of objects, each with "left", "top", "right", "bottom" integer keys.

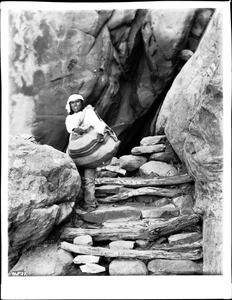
[
  {"left": 8, "top": 9, "right": 205, "bottom": 153},
  {"left": 156, "top": 10, "right": 223, "bottom": 274},
  {"left": 8, "top": 135, "right": 81, "bottom": 268}
]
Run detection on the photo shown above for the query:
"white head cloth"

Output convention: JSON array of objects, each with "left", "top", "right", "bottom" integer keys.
[{"left": 65, "top": 94, "right": 84, "bottom": 113}]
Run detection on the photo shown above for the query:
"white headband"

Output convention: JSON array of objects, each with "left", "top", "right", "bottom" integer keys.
[{"left": 65, "top": 94, "right": 84, "bottom": 113}]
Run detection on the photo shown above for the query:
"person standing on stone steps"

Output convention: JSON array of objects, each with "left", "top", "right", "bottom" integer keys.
[{"left": 65, "top": 94, "right": 106, "bottom": 212}]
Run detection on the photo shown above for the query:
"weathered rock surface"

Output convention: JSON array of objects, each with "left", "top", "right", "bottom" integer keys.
[
  {"left": 9, "top": 243, "right": 73, "bottom": 276},
  {"left": 156, "top": 10, "right": 222, "bottom": 274},
  {"left": 119, "top": 155, "right": 147, "bottom": 171},
  {"left": 8, "top": 135, "right": 81, "bottom": 268},
  {"left": 148, "top": 259, "right": 202, "bottom": 275},
  {"left": 139, "top": 161, "right": 178, "bottom": 177},
  {"left": 109, "top": 259, "right": 148, "bottom": 275}
]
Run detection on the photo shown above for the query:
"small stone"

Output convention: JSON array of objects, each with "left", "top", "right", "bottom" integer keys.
[
  {"left": 109, "top": 240, "right": 135, "bottom": 250},
  {"left": 73, "top": 255, "right": 100, "bottom": 265},
  {"left": 148, "top": 259, "right": 203, "bottom": 275},
  {"left": 73, "top": 235, "right": 93, "bottom": 246},
  {"left": 180, "top": 49, "right": 194, "bottom": 61},
  {"left": 119, "top": 155, "right": 147, "bottom": 171},
  {"left": 135, "top": 240, "right": 149, "bottom": 248},
  {"left": 109, "top": 259, "right": 148, "bottom": 275},
  {"left": 79, "top": 263, "right": 106, "bottom": 274},
  {"left": 139, "top": 161, "right": 178, "bottom": 177}
]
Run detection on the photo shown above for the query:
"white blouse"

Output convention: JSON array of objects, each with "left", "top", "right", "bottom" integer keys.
[{"left": 65, "top": 105, "right": 106, "bottom": 134}]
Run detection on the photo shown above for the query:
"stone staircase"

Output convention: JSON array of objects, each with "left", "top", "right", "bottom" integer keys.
[{"left": 60, "top": 135, "right": 203, "bottom": 275}]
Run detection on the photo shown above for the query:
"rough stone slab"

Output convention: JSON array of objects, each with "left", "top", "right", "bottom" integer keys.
[
  {"left": 141, "top": 204, "right": 180, "bottom": 219},
  {"left": 140, "top": 135, "right": 166, "bottom": 146},
  {"left": 119, "top": 155, "right": 147, "bottom": 171},
  {"left": 131, "top": 144, "right": 166, "bottom": 155},
  {"left": 73, "top": 255, "right": 100, "bottom": 265},
  {"left": 79, "top": 263, "right": 106, "bottom": 274},
  {"left": 109, "top": 259, "right": 148, "bottom": 275},
  {"left": 168, "top": 232, "right": 202, "bottom": 245},
  {"left": 148, "top": 259, "right": 203, "bottom": 275},
  {"left": 76, "top": 205, "right": 142, "bottom": 224},
  {"left": 109, "top": 240, "right": 135, "bottom": 250},
  {"left": 73, "top": 235, "right": 93, "bottom": 246},
  {"left": 140, "top": 161, "right": 178, "bottom": 177}
]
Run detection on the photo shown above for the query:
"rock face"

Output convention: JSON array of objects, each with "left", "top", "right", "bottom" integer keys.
[
  {"left": 8, "top": 8, "right": 204, "bottom": 153},
  {"left": 156, "top": 11, "right": 222, "bottom": 274},
  {"left": 9, "top": 243, "right": 74, "bottom": 276},
  {"left": 8, "top": 135, "right": 81, "bottom": 268}
]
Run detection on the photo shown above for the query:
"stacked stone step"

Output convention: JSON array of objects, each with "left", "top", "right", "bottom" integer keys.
[{"left": 60, "top": 135, "right": 203, "bottom": 275}]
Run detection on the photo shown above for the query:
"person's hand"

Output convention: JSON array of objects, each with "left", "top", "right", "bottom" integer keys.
[
  {"left": 97, "top": 133, "right": 104, "bottom": 142},
  {"left": 72, "top": 127, "right": 85, "bottom": 134}
]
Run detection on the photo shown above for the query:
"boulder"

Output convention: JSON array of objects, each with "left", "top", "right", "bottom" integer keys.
[
  {"left": 119, "top": 155, "right": 147, "bottom": 171},
  {"left": 109, "top": 259, "right": 148, "bottom": 275},
  {"left": 8, "top": 135, "right": 81, "bottom": 268},
  {"left": 139, "top": 161, "right": 178, "bottom": 177},
  {"left": 148, "top": 259, "right": 202, "bottom": 275},
  {"left": 9, "top": 243, "right": 73, "bottom": 276}
]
